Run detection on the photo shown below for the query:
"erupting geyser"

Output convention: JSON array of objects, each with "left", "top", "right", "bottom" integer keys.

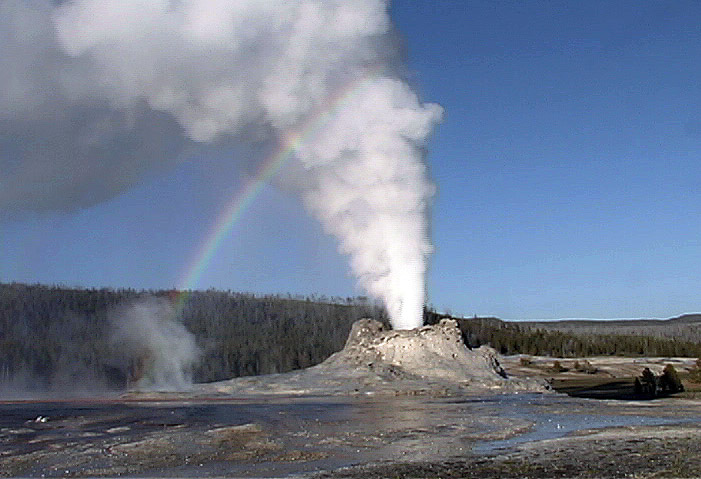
[
  {"left": 298, "top": 77, "right": 440, "bottom": 330},
  {"left": 1, "top": 0, "right": 441, "bottom": 329}
]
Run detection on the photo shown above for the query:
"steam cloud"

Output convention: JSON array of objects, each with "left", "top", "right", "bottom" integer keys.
[
  {"left": 110, "top": 299, "right": 199, "bottom": 390},
  {"left": 2, "top": 1, "right": 441, "bottom": 329}
]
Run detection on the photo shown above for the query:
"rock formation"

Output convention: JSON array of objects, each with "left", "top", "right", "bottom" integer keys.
[
  {"left": 193, "top": 318, "right": 548, "bottom": 398},
  {"left": 322, "top": 318, "right": 508, "bottom": 383}
]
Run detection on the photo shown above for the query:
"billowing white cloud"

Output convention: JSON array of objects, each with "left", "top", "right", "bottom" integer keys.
[{"left": 1, "top": 0, "right": 441, "bottom": 329}]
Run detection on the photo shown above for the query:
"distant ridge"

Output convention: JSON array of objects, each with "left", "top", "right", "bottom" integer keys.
[
  {"left": 518, "top": 313, "right": 701, "bottom": 326},
  {"left": 514, "top": 314, "right": 701, "bottom": 344},
  {"left": 509, "top": 313, "right": 701, "bottom": 323}
]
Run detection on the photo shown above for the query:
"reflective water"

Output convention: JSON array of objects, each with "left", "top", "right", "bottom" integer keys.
[
  {"left": 1, "top": 394, "right": 699, "bottom": 477},
  {"left": 468, "top": 394, "right": 699, "bottom": 453}
]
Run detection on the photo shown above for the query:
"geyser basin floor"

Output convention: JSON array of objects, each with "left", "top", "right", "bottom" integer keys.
[
  {"left": 4, "top": 322, "right": 700, "bottom": 477},
  {"left": 182, "top": 319, "right": 548, "bottom": 399},
  {"left": 2, "top": 395, "right": 701, "bottom": 478}
]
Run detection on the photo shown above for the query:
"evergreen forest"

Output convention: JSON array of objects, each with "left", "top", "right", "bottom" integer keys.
[{"left": 1, "top": 282, "right": 699, "bottom": 393}]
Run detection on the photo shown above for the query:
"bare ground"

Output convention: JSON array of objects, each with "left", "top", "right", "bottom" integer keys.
[
  {"left": 318, "top": 422, "right": 701, "bottom": 479},
  {"left": 3, "top": 321, "right": 701, "bottom": 478},
  {"left": 500, "top": 354, "right": 699, "bottom": 379},
  {"left": 2, "top": 394, "right": 701, "bottom": 478}
]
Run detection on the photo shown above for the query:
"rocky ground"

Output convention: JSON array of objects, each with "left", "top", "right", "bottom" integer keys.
[
  {"left": 3, "top": 320, "right": 701, "bottom": 478},
  {"left": 3, "top": 394, "right": 701, "bottom": 478},
  {"left": 500, "top": 354, "right": 699, "bottom": 380},
  {"left": 319, "top": 422, "right": 701, "bottom": 479}
]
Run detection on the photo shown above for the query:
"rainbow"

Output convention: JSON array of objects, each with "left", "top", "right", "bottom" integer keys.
[{"left": 171, "top": 71, "right": 381, "bottom": 314}]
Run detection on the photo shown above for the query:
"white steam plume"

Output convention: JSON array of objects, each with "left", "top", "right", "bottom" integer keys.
[
  {"left": 2, "top": 0, "right": 441, "bottom": 329},
  {"left": 110, "top": 298, "right": 199, "bottom": 390},
  {"left": 296, "top": 78, "right": 440, "bottom": 329}
]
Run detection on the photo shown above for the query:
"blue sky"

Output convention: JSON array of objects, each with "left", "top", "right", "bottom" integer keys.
[{"left": 3, "top": 1, "right": 701, "bottom": 320}]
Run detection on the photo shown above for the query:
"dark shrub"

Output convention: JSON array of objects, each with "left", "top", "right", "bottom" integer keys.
[
  {"left": 551, "top": 360, "right": 566, "bottom": 373},
  {"left": 634, "top": 377, "right": 643, "bottom": 395},
  {"left": 659, "top": 364, "right": 684, "bottom": 394},
  {"left": 639, "top": 367, "right": 658, "bottom": 397}
]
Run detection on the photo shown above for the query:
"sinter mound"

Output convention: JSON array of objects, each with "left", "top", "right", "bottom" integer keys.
[{"left": 194, "top": 318, "right": 548, "bottom": 397}]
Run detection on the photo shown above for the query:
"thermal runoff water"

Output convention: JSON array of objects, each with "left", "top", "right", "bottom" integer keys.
[{"left": 1, "top": 0, "right": 441, "bottom": 329}]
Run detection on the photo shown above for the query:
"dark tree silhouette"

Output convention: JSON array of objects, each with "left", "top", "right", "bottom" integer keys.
[{"left": 659, "top": 364, "right": 684, "bottom": 394}]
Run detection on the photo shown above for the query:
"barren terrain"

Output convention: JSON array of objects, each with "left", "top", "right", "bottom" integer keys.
[
  {"left": 2, "top": 393, "right": 701, "bottom": 478},
  {"left": 3, "top": 320, "right": 701, "bottom": 478}
]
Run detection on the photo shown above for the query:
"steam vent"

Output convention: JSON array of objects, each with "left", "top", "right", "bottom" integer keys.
[{"left": 194, "top": 319, "right": 548, "bottom": 398}]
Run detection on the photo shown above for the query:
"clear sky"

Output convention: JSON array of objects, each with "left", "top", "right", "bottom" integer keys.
[{"left": 2, "top": 1, "right": 701, "bottom": 320}]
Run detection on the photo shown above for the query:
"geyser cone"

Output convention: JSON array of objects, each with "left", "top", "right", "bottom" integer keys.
[
  {"left": 330, "top": 318, "right": 509, "bottom": 382},
  {"left": 189, "top": 318, "right": 549, "bottom": 398}
]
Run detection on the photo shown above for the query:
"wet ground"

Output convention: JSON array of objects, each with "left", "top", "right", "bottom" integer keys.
[{"left": 2, "top": 393, "right": 701, "bottom": 477}]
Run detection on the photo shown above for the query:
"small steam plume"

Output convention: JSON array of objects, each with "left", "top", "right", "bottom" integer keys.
[
  {"left": 110, "top": 298, "right": 199, "bottom": 390},
  {"left": 2, "top": 1, "right": 441, "bottom": 329}
]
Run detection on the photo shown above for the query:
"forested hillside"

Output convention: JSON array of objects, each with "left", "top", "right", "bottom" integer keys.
[
  {"left": 1, "top": 282, "right": 699, "bottom": 394},
  {"left": 425, "top": 311, "right": 701, "bottom": 359},
  {"left": 520, "top": 315, "right": 701, "bottom": 343},
  {"left": 0, "top": 283, "right": 386, "bottom": 390}
]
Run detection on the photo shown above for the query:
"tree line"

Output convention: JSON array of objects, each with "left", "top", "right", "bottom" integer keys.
[
  {"left": 1, "top": 282, "right": 699, "bottom": 392},
  {"left": 520, "top": 315, "right": 701, "bottom": 344},
  {"left": 425, "top": 310, "right": 701, "bottom": 358},
  {"left": 0, "top": 282, "right": 387, "bottom": 390}
]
